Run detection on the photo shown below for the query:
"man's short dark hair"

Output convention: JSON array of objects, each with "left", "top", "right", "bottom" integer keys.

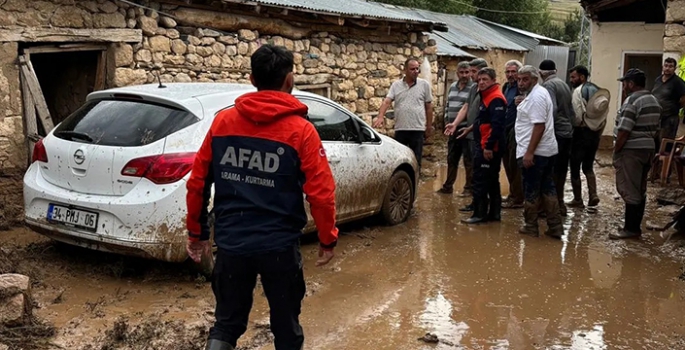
[
  {"left": 469, "top": 58, "right": 488, "bottom": 69},
  {"left": 250, "top": 44, "right": 294, "bottom": 90},
  {"left": 478, "top": 67, "right": 497, "bottom": 80},
  {"left": 665, "top": 57, "right": 678, "bottom": 66},
  {"left": 569, "top": 65, "right": 590, "bottom": 78},
  {"left": 404, "top": 57, "right": 420, "bottom": 69}
]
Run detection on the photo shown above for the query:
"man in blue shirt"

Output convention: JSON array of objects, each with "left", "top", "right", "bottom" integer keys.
[{"left": 501, "top": 60, "right": 524, "bottom": 209}]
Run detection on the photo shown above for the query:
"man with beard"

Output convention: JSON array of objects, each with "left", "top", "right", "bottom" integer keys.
[
  {"left": 612, "top": 68, "right": 661, "bottom": 239},
  {"left": 501, "top": 60, "right": 525, "bottom": 209},
  {"left": 515, "top": 65, "right": 563, "bottom": 238},
  {"left": 652, "top": 57, "right": 685, "bottom": 153},
  {"left": 438, "top": 61, "right": 476, "bottom": 195},
  {"left": 539, "top": 60, "right": 575, "bottom": 217},
  {"left": 567, "top": 65, "right": 610, "bottom": 208}
]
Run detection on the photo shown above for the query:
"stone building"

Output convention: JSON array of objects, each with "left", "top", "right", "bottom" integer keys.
[{"left": 0, "top": 0, "right": 447, "bottom": 227}]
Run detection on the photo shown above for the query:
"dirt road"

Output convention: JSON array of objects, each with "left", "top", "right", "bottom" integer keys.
[{"left": 2, "top": 150, "right": 685, "bottom": 349}]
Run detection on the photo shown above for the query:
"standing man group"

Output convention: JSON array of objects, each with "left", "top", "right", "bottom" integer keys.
[{"left": 374, "top": 57, "right": 435, "bottom": 166}]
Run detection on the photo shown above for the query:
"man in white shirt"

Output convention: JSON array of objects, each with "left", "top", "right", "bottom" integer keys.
[{"left": 515, "top": 65, "right": 563, "bottom": 238}]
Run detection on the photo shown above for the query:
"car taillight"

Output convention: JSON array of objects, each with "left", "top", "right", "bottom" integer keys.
[
  {"left": 121, "top": 153, "right": 196, "bottom": 185},
  {"left": 32, "top": 139, "right": 48, "bottom": 163}
]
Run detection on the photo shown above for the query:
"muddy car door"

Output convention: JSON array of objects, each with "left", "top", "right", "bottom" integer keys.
[{"left": 298, "top": 97, "right": 370, "bottom": 221}]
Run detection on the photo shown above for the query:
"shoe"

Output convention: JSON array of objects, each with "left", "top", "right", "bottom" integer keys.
[
  {"left": 568, "top": 178, "right": 584, "bottom": 208},
  {"left": 205, "top": 339, "right": 235, "bottom": 350},
  {"left": 487, "top": 194, "right": 502, "bottom": 221},
  {"left": 502, "top": 201, "right": 523, "bottom": 209},
  {"left": 459, "top": 190, "right": 473, "bottom": 198},
  {"left": 609, "top": 228, "right": 641, "bottom": 240},
  {"left": 542, "top": 194, "right": 563, "bottom": 237},
  {"left": 519, "top": 200, "right": 540, "bottom": 236},
  {"left": 610, "top": 203, "right": 643, "bottom": 239},
  {"left": 545, "top": 224, "right": 564, "bottom": 238},
  {"left": 462, "top": 199, "right": 487, "bottom": 224},
  {"left": 459, "top": 204, "right": 474, "bottom": 212},
  {"left": 586, "top": 174, "right": 600, "bottom": 207},
  {"left": 437, "top": 186, "right": 453, "bottom": 194}
]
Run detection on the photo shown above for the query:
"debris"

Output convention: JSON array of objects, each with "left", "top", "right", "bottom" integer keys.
[{"left": 418, "top": 332, "right": 439, "bottom": 343}]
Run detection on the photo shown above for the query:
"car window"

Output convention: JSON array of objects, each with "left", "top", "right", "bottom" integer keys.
[
  {"left": 360, "top": 123, "right": 381, "bottom": 143},
  {"left": 53, "top": 99, "right": 199, "bottom": 146},
  {"left": 299, "top": 98, "right": 358, "bottom": 142}
]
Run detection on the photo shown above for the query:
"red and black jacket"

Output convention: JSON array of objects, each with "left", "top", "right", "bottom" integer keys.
[
  {"left": 186, "top": 90, "right": 339, "bottom": 254},
  {"left": 474, "top": 84, "right": 507, "bottom": 152}
]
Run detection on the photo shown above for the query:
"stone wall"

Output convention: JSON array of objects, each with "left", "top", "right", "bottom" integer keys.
[
  {"left": 0, "top": 0, "right": 439, "bottom": 227},
  {"left": 665, "top": 0, "right": 685, "bottom": 58}
]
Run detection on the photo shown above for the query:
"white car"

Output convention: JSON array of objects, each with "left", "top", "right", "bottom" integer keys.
[{"left": 23, "top": 83, "right": 418, "bottom": 263}]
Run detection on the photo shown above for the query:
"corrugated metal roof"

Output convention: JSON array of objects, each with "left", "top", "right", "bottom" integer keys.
[
  {"left": 428, "top": 33, "right": 475, "bottom": 58},
  {"left": 407, "top": 9, "right": 529, "bottom": 52},
  {"left": 221, "top": 0, "right": 447, "bottom": 29},
  {"left": 473, "top": 16, "right": 568, "bottom": 47}
]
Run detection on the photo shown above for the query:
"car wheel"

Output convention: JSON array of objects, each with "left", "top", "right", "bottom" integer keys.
[{"left": 381, "top": 170, "right": 414, "bottom": 225}]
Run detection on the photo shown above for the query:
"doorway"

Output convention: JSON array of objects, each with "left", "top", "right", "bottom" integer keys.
[{"left": 621, "top": 52, "right": 662, "bottom": 102}]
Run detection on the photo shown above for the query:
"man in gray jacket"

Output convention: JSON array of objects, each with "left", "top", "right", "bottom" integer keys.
[{"left": 539, "top": 60, "right": 574, "bottom": 217}]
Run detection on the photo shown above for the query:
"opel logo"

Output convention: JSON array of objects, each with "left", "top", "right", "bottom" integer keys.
[{"left": 74, "top": 149, "right": 85, "bottom": 165}]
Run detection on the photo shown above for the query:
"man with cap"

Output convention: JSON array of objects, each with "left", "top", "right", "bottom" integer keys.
[
  {"left": 445, "top": 57, "right": 489, "bottom": 211},
  {"left": 539, "top": 59, "right": 575, "bottom": 216},
  {"left": 652, "top": 57, "right": 685, "bottom": 152},
  {"left": 612, "top": 68, "right": 661, "bottom": 239},
  {"left": 568, "top": 65, "right": 610, "bottom": 208}
]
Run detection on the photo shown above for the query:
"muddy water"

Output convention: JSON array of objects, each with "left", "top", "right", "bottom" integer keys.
[{"left": 2, "top": 150, "right": 685, "bottom": 349}]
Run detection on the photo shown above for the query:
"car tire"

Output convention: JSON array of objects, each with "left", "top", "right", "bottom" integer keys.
[{"left": 380, "top": 170, "right": 414, "bottom": 225}]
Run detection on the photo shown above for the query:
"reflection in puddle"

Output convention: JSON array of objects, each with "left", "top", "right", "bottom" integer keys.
[
  {"left": 419, "top": 292, "right": 469, "bottom": 345},
  {"left": 518, "top": 238, "right": 525, "bottom": 269},
  {"left": 551, "top": 325, "right": 607, "bottom": 350}
]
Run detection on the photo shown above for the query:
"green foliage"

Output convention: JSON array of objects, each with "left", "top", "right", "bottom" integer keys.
[{"left": 378, "top": 0, "right": 473, "bottom": 14}]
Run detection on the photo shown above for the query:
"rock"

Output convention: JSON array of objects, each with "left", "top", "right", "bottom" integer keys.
[
  {"left": 0, "top": 274, "right": 29, "bottom": 296},
  {"left": 409, "top": 32, "right": 418, "bottom": 43},
  {"left": 347, "top": 44, "right": 357, "bottom": 54},
  {"left": 271, "top": 36, "right": 285, "bottom": 47},
  {"left": 185, "top": 53, "right": 203, "bottom": 65},
  {"left": 657, "top": 187, "right": 685, "bottom": 206},
  {"left": 664, "top": 35, "right": 685, "bottom": 52},
  {"left": 363, "top": 86, "right": 375, "bottom": 99},
  {"left": 171, "top": 39, "right": 187, "bottom": 55},
  {"left": 238, "top": 29, "right": 257, "bottom": 41},
  {"left": 164, "top": 55, "right": 185, "bottom": 65},
  {"left": 149, "top": 36, "right": 171, "bottom": 52},
  {"left": 284, "top": 39, "right": 294, "bottom": 51},
  {"left": 212, "top": 42, "right": 226, "bottom": 55},
  {"left": 135, "top": 49, "right": 152, "bottom": 62},
  {"left": 205, "top": 55, "right": 222, "bottom": 67},
  {"left": 199, "top": 28, "right": 221, "bottom": 37},
  {"left": 303, "top": 59, "right": 319, "bottom": 68},
  {"left": 113, "top": 43, "right": 133, "bottom": 67},
  {"left": 666, "top": 23, "right": 685, "bottom": 37},
  {"left": 225, "top": 45, "right": 237, "bottom": 56},
  {"left": 174, "top": 73, "right": 192, "bottom": 83},
  {"left": 187, "top": 35, "right": 201, "bottom": 46},
  {"left": 159, "top": 16, "right": 177, "bottom": 28},
  {"left": 77, "top": 1, "right": 100, "bottom": 12},
  {"left": 355, "top": 99, "right": 369, "bottom": 113},
  {"left": 113, "top": 68, "right": 147, "bottom": 87},
  {"left": 187, "top": 45, "right": 196, "bottom": 54},
  {"left": 218, "top": 36, "right": 238, "bottom": 45},
  {"left": 353, "top": 76, "right": 367, "bottom": 88},
  {"left": 166, "top": 29, "right": 180, "bottom": 39},
  {"left": 334, "top": 80, "right": 353, "bottom": 91},
  {"left": 137, "top": 16, "right": 159, "bottom": 36},
  {"left": 0, "top": 294, "right": 27, "bottom": 327},
  {"left": 196, "top": 46, "right": 213, "bottom": 57},
  {"left": 667, "top": 0, "right": 685, "bottom": 22},
  {"left": 293, "top": 53, "right": 303, "bottom": 64},
  {"left": 99, "top": 1, "right": 119, "bottom": 13},
  {"left": 369, "top": 97, "right": 383, "bottom": 111},
  {"left": 155, "top": 28, "right": 167, "bottom": 36},
  {"left": 50, "top": 7, "right": 89, "bottom": 28},
  {"left": 237, "top": 42, "right": 249, "bottom": 55},
  {"left": 386, "top": 65, "right": 401, "bottom": 77},
  {"left": 127, "top": 19, "right": 136, "bottom": 28},
  {"left": 375, "top": 87, "right": 388, "bottom": 97},
  {"left": 248, "top": 42, "right": 260, "bottom": 55},
  {"left": 294, "top": 40, "right": 305, "bottom": 52},
  {"left": 0, "top": 343, "right": 8, "bottom": 350},
  {"left": 330, "top": 43, "right": 342, "bottom": 55}
]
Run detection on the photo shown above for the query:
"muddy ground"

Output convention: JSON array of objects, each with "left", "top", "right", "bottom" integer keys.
[{"left": 2, "top": 143, "right": 685, "bottom": 350}]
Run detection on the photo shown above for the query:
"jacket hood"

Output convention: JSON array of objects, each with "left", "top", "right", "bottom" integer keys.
[{"left": 235, "top": 90, "right": 308, "bottom": 124}]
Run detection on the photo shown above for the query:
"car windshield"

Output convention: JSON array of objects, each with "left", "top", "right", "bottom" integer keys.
[{"left": 53, "top": 99, "right": 199, "bottom": 147}]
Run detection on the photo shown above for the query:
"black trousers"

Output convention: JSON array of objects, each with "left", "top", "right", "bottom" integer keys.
[
  {"left": 442, "top": 128, "right": 473, "bottom": 191},
  {"left": 472, "top": 147, "right": 502, "bottom": 211},
  {"left": 554, "top": 136, "right": 572, "bottom": 199},
  {"left": 395, "top": 130, "right": 424, "bottom": 166},
  {"left": 209, "top": 245, "right": 306, "bottom": 350},
  {"left": 570, "top": 127, "right": 601, "bottom": 179}
]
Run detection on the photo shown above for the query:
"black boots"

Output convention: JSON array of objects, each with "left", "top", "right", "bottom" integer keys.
[
  {"left": 586, "top": 174, "right": 600, "bottom": 207},
  {"left": 462, "top": 199, "right": 488, "bottom": 224},
  {"left": 568, "top": 178, "right": 584, "bottom": 208},
  {"left": 610, "top": 199, "right": 645, "bottom": 239},
  {"left": 487, "top": 194, "right": 501, "bottom": 222},
  {"left": 205, "top": 339, "right": 235, "bottom": 350}
]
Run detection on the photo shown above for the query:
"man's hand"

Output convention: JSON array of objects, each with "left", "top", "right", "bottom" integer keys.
[
  {"left": 523, "top": 152, "right": 535, "bottom": 168},
  {"left": 187, "top": 240, "right": 211, "bottom": 263},
  {"left": 444, "top": 122, "right": 456, "bottom": 136},
  {"left": 456, "top": 126, "right": 472, "bottom": 139},
  {"left": 316, "top": 248, "right": 335, "bottom": 267},
  {"left": 372, "top": 116, "right": 385, "bottom": 128},
  {"left": 483, "top": 149, "right": 493, "bottom": 161},
  {"left": 515, "top": 95, "right": 524, "bottom": 106},
  {"left": 425, "top": 125, "right": 435, "bottom": 139}
]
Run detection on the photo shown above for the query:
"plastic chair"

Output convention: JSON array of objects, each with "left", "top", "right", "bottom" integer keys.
[{"left": 652, "top": 135, "right": 685, "bottom": 186}]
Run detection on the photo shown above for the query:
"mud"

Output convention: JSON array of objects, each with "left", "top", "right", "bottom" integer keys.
[{"left": 1, "top": 149, "right": 685, "bottom": 349}]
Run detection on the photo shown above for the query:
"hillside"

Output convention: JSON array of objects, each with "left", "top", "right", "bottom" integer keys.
[{"left": 549, "top": 0, "right": 582, "bottom": 22}]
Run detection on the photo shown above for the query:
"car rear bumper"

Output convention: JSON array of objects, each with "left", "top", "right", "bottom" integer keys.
[{"left": 23, "top": 163, "right": 189, "bottom": 262}]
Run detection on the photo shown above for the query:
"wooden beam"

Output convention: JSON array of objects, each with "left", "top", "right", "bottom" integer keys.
[
  {"left": 20, "top": 64, "right": 39, "bottom": 161},
  {"left": 0, "top": 28, "right": 142, "bottom": 43},
  {"left": 18, "top": 55, "right": 54, "bottom": 133},
  {"left": 24, "top": 44, "right": 108, "bottom": 55},
  {"left": 94, "top": 50, "right": 107, "bottom": 91}
]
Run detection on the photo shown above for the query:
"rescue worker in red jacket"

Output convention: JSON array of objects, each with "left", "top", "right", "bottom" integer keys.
[
  {"left": 459, "top": 67, "right": 507, "bottom": 224},
  {"left": 186, "top": 44, "right": 339, "bottom": 350}
]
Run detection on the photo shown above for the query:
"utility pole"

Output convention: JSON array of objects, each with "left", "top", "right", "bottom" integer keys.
[{"left": 577, "top": 8, "right": 592, "bottom": 70}]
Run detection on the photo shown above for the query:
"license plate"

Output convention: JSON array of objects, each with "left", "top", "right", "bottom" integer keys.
[{"left": 47, "top": 204, "right": 99, "bottom": 232}]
